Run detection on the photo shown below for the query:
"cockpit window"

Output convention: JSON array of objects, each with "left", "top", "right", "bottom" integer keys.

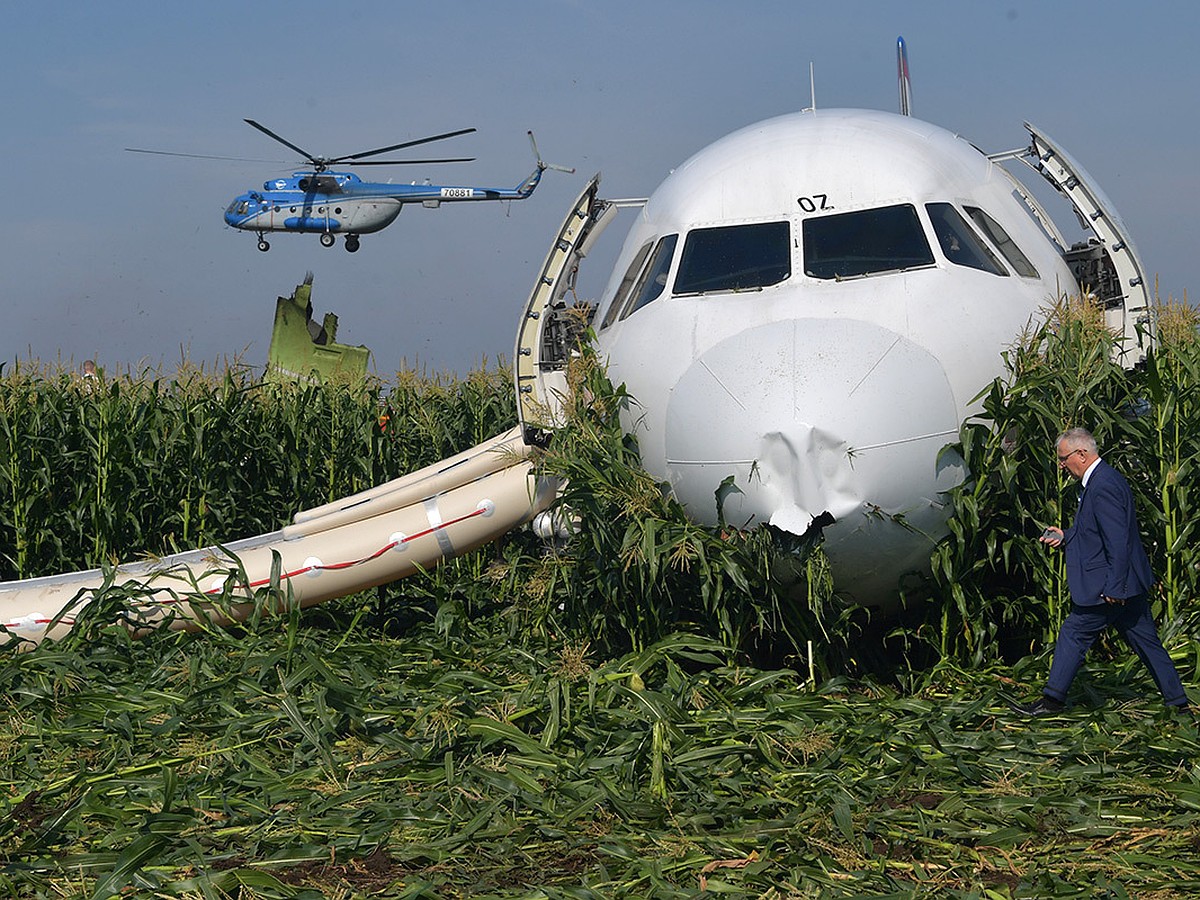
[
  {"left": 600, "top": 241, "right": 654, "bottom": 330},
  {"left": 620, "top": 234, "right": 678, "bottom": 320},
  {"left": 926, "top": 203, "right": 1008, "bottom": 276},
  {"left": 964, "top": 206, "right": 1039, "bottom": 278},
  {"left": 673, "top": 221, "right": 790, "bottom": 295},
  {"left": 803, "top": 205, "right": 934, "bottom": 280}
]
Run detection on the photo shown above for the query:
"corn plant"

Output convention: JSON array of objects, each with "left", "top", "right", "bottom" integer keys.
[
  {"left": 1139, "top": 299, "right": 1200, "bottom": 619},
  {"left": 930, "top": 295, "right": 1199, "bottom": 665},
  {"left": 5, "top": 331, "right": 1200, "bottom": 897},
  {"left": 0, "top": 360, "right": 515, "bottom": 580},
  {"left": 5, "top": 600, "right": 1200, "bottom": 898},
  {"left": 526, "top": 341, "right": 840, "bottom": 668}
]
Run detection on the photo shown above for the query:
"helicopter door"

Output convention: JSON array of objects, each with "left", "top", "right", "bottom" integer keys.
[{"left": 1024, "top": 122, "right": 1153, "bottom": 366}]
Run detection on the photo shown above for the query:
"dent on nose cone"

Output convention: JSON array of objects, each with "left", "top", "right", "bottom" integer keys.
[{"left": 664, "top": 319, "right": 964, "bottom": 601}]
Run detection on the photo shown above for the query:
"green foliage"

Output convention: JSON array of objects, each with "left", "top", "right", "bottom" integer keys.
[
  {"left": 525, "top": 342, "right": 840, "bottom": 668},
  {"left": 929, "top": 296, "right": 1200, "bottom": 668},
  {"left": 6, "top": 299, "right": 1200, "bottom": 682},
  {"left": 1140, "top": 299, "right": 1200, "bottom": 616},
  {"left": 0, "top": 352, "right": 841, "bottom": 664},
  {"left": 4, "top": 612, "right": 1200, "bottom": 898},
  {"left": 5, "top": 318, "right": 1200, "bottom": 895},
  {"left": 0, "top": 361, "right": 515, "bottom": 579}
]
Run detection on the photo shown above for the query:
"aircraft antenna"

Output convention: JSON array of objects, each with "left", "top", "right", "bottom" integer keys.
[
  {"left": 897, "top": 36, "right": 912, "bottom": 116},
  {"left": 801, "top": 62, "right": 817, "bottom": 113}
]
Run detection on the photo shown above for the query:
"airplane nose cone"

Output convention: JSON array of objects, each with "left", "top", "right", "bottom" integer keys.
[{"left": 663, "top": 318, "right": 964, "bottom": 602}]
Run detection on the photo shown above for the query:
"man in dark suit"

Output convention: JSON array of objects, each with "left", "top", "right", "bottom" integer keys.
[{"left": 1014, "top": 427, "right": 1190, "bottom": 716}]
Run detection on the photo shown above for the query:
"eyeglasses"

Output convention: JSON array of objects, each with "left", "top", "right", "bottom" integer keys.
[{"left": 1057, "top": 448, "right": 1084, "bottom": 463}]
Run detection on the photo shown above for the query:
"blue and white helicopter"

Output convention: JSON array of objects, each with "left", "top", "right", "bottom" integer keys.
[{"left": 131, "top": 121, "right": 572, "bottom": 253}]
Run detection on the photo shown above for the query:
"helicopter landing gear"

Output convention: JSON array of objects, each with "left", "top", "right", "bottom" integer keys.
[
  {"left": 345, "top": 234, "right": 360, "bottom": 253},
  {"left": 320, "top": 232, "right": 336, "bottom": 248},
  {"left": 257, "top": 237, "right": 270, "bottom": 252}
]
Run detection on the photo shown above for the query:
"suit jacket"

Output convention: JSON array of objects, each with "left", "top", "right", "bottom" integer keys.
[{"left": 1062, "top": 459, "right": 1154, "bottom": 605}]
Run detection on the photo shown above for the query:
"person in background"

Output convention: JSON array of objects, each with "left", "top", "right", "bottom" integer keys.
[{"left": 1013, "top": 427, "right": 1191, "bottom": 717}]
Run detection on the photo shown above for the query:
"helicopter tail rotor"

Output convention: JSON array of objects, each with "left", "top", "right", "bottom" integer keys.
[{"left": 528, "top": 131, "right": 575, "bottom": 174}]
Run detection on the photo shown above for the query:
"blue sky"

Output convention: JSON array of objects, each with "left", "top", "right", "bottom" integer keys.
[{"left": 2, "top": 1, "right": 1196, "bottom": 376}]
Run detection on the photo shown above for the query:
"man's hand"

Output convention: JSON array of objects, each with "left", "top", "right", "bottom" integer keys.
[
  {"left": 1039, "top": 526, "right": 1064, "bottom": 547},
  {"left": 1102, "top": 594, "right": 1125, "bottom": 606}
]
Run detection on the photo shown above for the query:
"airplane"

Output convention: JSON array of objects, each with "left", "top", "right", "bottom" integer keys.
[
  {"left": 518, "top": 36, "right": 1153, "bottom": 607},
  {"left": 130, "top": 121, "right": 572, "bottom": 253}
]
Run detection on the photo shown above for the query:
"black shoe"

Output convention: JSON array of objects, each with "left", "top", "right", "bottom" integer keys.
[
  {"left": 1009, "top": 697, "right": 1065, "bottom": 717},
  {"left": 1170, "top": 704, "right": 1194, "bottom": 718}
]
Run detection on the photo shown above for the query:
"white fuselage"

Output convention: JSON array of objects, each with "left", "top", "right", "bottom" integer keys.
[{"left": 591, "top": 109, "right": 1079, "bottom": 604}]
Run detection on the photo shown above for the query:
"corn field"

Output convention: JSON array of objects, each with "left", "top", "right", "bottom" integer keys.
[
  {"left": 928, "top": 297, "right": 1200, "bottom": 675},
  {"left": 0, "top": 361, "right": 512, "bottom": 580},
  {"left": 4, "top": 298, "right": 1200, "bottom": 898}
]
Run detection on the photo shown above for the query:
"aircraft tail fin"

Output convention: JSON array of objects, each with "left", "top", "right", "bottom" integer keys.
[{"left": 897, "top": 36, "right": 912, "bottom": 116}]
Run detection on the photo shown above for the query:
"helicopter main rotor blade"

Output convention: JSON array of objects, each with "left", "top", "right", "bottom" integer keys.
[
  {"left": 126, "top": 147, "right": 288, "bottom": 164},
  {"left": 244, "top": 119, "right": 317, "bottom": 164},
  {"left": 347, "top": 157, "right": 476, "bottom": 166},
  {"left": 337, "top": 127, "right": 477, "bottom": 163}
]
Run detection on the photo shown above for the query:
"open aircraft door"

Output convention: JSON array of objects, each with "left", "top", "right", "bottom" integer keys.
[
  {"left": 1024, "top": 123, "right": 1154, "bottom": 366},
  {"left": 514, "top": 174, "right": 615, "bottom": 444}
]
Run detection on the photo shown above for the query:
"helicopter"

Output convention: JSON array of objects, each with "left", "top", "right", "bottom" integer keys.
[{"left": 129, "top": 121, "right": 572, "bottom": 253}]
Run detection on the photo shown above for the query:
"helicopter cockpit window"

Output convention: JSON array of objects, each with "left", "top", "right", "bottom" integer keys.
[
  {"left": 803, "top": 205, "right": 934, "bottom": 280},
  {"left": 964, "top": 206, "right": 1039, "bottom": 278},
  {"left": 600, "top": 240, "right": 654, "bottom": 330},
  {"left": 620, "top": 234, "right": 679, "bottom": 320},
  {"left": 925, "top": 203, "right": 1008, "bottom": 276},
  {"left": 674, "top": 222, "right": 790, "bottom": 295}
]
